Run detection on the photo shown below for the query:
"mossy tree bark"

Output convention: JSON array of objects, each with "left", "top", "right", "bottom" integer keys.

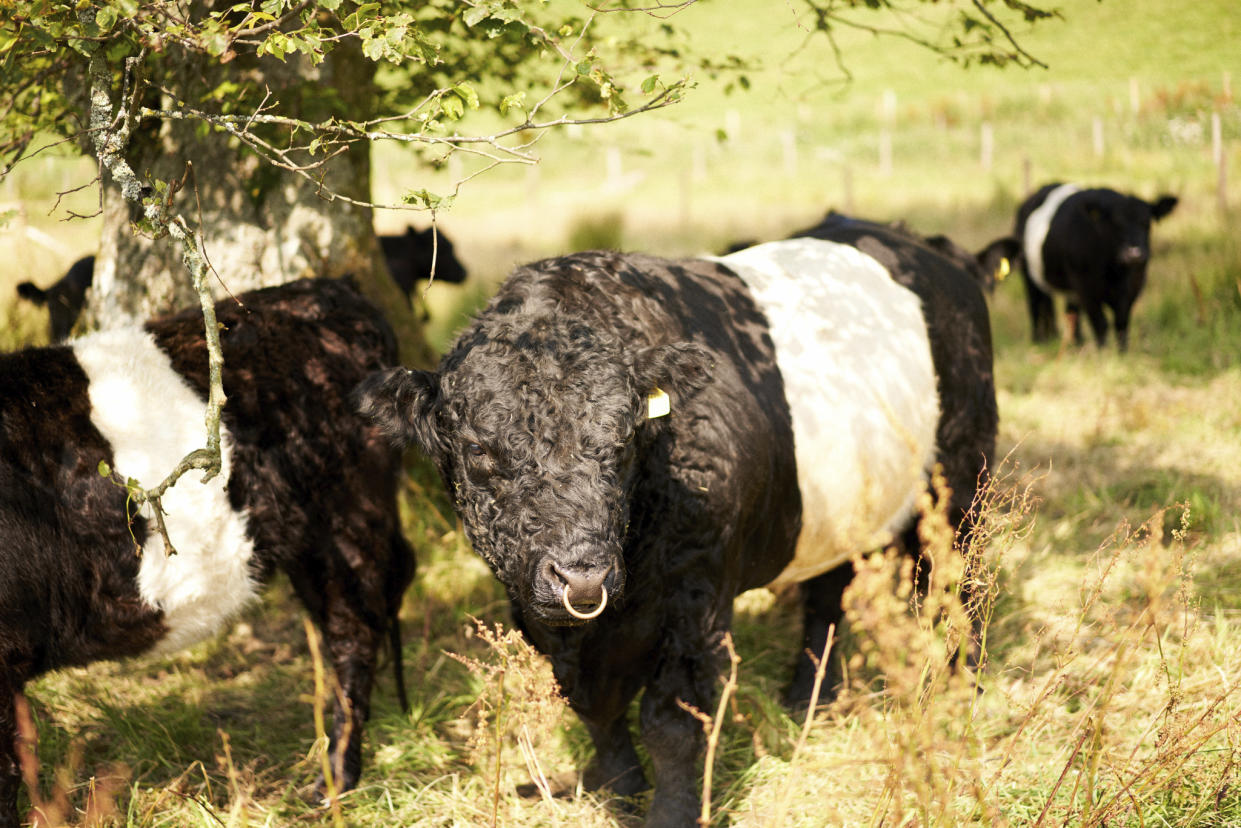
[{"left": 81, "top": 5, "right": 434, "bottom": 369}]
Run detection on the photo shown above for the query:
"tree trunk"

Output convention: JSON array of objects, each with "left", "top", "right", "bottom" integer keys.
[{"left": 82, "top": 10, "right": 434, "bottom": 369}]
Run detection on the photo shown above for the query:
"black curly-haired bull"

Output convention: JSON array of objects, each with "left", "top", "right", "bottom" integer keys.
[{"left": 357, "top": 227, "right": 996, "bottom": 827}]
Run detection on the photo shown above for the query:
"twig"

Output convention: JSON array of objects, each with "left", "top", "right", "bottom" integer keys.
[
  {"left": 677, "top": 633, "right": 740, "bottom": 827},
  {"left": 83, "top": 20, "right": 227, "bottom": 555},
  {"left": 971, "top": 0, "right": 1049, "bottom": 69},
  {"left": 770, "top": 624, "right": 836, "bottom": 828},
  {"left": 304, "top": 618, "right": 347, "bottom": 828}
]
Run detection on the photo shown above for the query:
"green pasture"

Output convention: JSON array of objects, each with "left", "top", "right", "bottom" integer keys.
[{"left": 3, "top": 0, "right": 1241, "bottom": 825}]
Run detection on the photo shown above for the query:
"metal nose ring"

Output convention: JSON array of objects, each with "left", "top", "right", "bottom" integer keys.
[{"left": 562, "top": 585, "right": 607, "bottom": 620}]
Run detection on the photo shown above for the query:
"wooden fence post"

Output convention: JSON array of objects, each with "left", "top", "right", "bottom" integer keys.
[{"left": 781, "top": 129, "right": 797, "bottom": 178}]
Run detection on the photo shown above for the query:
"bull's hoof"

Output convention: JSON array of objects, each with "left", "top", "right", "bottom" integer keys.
[{"left": 583, "top": 760, "right": 649, "bottom": 798}]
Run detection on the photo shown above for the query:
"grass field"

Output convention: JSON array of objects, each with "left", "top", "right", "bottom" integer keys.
[{"left": 3, "top": 0, "right": 1241, "bottom": 825}]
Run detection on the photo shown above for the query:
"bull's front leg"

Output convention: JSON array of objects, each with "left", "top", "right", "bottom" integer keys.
[
  {"left": 1, "top": 679, "right": 23, "bottom": 828},
  {"left": 581, "top": 710, "right": 649, "bottom": 799},
  {"left": 1081, "top": 300, "right": 1110, "bottom": 349},
  {"left": 542, "top": 632, "right": 649, "bottom": 804},
  {"left": 638, "top": 620, "right": 731, "bottom": 827}
]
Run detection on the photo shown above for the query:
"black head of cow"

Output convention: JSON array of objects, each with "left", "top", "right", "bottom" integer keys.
[
  {"left": 380, "top": 226, "right": 468, "bottom": 292},
  {"left": 1078, "top": 191, "right": 1178, "bottom": 271},
  {"left": 355, "top": 319, "right": 712, "bottom": 627}
]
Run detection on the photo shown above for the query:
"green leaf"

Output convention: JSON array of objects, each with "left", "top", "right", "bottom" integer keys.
[
  {"left": 641, "top": 74, "right": 658, "bottom": 94},
  {"left": 441, "top": 94, "right": 463, "bottom": 120},
  {"left": 463, "top": 6, "right": 489, "bottom": 27},
  {"left": 364, "top": 40, "right": 386, "bottom": 61},
  {"left": 263, "top": 31, "right": 287, "bottom": 60},
  {"left": 95, "top": 6, "right": 117, "bottom": 32},
  {"left": 402, "top": 188, "right": 445, "bottom": 209},
  {"left": 499, "top": 91, "right": 526, "bottom": 116},
  {"left": 453, "top": 83, "right": 479, "bottom": 110},
  {"left": 98, "top": 460, "right": 111, "bottom": 477}
]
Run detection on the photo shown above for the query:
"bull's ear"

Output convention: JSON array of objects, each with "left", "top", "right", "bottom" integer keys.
[
  {"left": 630, "top": 342, "right": 714, "bottom": 413},
  {"left": 353, "top": 367, "right": 444, "bottom": 456},
  {"left": 977, "top": 236, "right": 1022, "bottom": 284},
  {"left": 1151, "top": 195, "right": 1178, "bottom": 221}
]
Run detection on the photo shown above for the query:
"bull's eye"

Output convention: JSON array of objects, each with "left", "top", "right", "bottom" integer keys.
[{"left": 466, "top": 442, "right": 486, "bottom": 458}]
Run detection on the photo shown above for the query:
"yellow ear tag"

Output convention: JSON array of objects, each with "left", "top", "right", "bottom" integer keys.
[
  {"left": 647, "top": 387, "right": 670, "bottom": 419},
  {"left": 997, "top": 257, "right": 1011, "bottom": 282}
]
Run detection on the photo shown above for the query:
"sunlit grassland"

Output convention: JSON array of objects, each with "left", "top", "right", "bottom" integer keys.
[{"left": 3, "top": 0, "right": 1241, "bottom": 824}]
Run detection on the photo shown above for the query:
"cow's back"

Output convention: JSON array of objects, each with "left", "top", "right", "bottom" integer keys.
[
  {"left": 148, "top": 278, "right": 402, "bottom": 581},
  {"left": 714, "top": 238, "right": 941, "bottom": 587},
  {"left": 790, "top": 218, "right": 998, "bottom": 532}
]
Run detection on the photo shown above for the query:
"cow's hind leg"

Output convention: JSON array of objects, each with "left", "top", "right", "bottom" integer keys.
[
  {"left": 785, "top": 562, "right": 854, "bottom": 709},
  {"left": 285, "top": 552, "right": 387, "bottom": 799}
]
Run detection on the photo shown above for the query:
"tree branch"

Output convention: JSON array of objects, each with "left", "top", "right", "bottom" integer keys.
[
  {"left": 83, "top": 19, "right": 226, "bottom": 556},
  {"left": 971, "top": 0, "right": 1048, "bottom": 70}
]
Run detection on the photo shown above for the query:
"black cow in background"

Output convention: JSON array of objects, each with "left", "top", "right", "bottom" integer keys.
[
  {"left": 14, "top": 227, "right": 467, "bottom": 342},
  {"left": 380, "top": 225, "right": 468, "bottom": 300},
  {"left": 15, "top": 255, "right": 94, "bottom": 342},
  {"left": 996, "top": 183, "right": 1178, "bottom": 350}
]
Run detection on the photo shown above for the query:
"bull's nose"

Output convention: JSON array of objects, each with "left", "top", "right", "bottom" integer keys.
[
  {"left": 549, "top": 560, "right": 609, "bottom": 603},
  {"left": 542, "top": 559, "right": 613, "bottom": 619},
  {"left": 1120, "top": 245, "right": 1147, "bottom": 265}
]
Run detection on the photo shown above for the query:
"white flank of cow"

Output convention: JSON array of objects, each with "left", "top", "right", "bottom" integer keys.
[
  {"left": 1023, "top": 182, "right": 1081, "bottom": 293},
  {"left": 73, "top": 329, "right": 259, "bottom": 655},
  {"left": 712, "top": 238, "right": 940, "bottom": 588}
]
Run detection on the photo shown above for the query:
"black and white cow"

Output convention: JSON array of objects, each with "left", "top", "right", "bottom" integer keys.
[
  {"left": 1002, "top": 183, "right": 1178, "bottom": 349},
  {"left": 15, "top": 255, "right": 95, "bottom": 342},
  {"left": 380, "top": 226, "right": 468, "bottom": 300},
  {"left": 0, "top": 278, "right": 415, "bottom": 828},
  {"left": 356, "top": 226, "right": 996, "bottom": 827}
]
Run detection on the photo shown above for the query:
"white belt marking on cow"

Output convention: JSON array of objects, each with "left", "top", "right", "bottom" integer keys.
[
  {"left": 74, "top": 329, "right": 260, "bottom": 655},
  {"left": 1024, "top": 183, "right": 1080, "bottom": 293},
  {"left": 710, "top": 238, "right": 940, "bottom": 588}
]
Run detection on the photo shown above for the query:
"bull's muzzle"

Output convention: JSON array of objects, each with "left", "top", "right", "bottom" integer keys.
[
  {"left": 535, "top": 557, "right": 617, "bottom": 624},
  {"left": 1119, "top": 244, "right": 1148, "bottom": 266}
]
